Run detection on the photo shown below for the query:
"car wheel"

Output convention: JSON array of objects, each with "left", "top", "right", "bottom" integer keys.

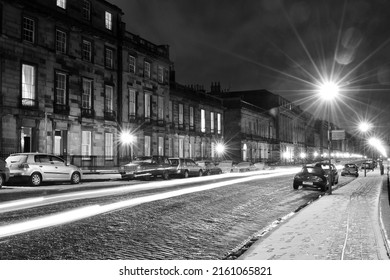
[
  {"left": 183, "top": 170, "right": 189, "bottom": 178},
  {"left": 162, "top": 171, "right": 170, "bottom": 180},
  {"left": 218, "top": 170, "right": 222, "bottom": 175},
  {"left": 293, "top": 181, "right": 300, "bottom": 190},
  {"left": 30, "top": 172, "right": 42, "bottom": 186},
  {"left": 321, "top": 186, "right": 327, "bottom": 192},
  {"left": 198, "top": 170, "right": 203, "bottom": 177},
  {"left": 71, "top": 172, "right": 81, "bottom": 184}
]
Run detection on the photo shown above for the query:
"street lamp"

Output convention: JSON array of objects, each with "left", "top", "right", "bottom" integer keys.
[
  {"left": 358, "top": 121, "right": 371, "bottom": 177},
  {"left": 318, "top": 81, "right": 339, "bottom": 194},
  {"left": 120, "top": 130, "right": 135, "bottom": 162},
  {"left": 215, "top": 142, "right": 226, "bottom": 160}
]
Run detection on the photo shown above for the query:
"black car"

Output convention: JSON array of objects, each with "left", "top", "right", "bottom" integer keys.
[
  {"left": 293, "top": 163, "right": 334, "bottom": 192},
  {"left": 0, "top": 158, "right": 10, "bottom": 188},
  {"left": 119, "top": 156, "right": 173, "bottom": 180},
  {"left": 169, "top": 158, "right": 204, "bottom": 178},
  {"left": 341, "top": 163, "right": 359, "bottom": 177},
  {"left": 196, "top": 160, "right": 222, "bottom": 175}
]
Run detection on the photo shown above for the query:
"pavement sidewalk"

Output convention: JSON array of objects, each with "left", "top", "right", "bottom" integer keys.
[{"left": 240, "top": 169, "right": 390, "bottom": 260}]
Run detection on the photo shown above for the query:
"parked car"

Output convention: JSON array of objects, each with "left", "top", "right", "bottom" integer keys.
[
  {"left": 217, "top": 160, "right": 237, "bottom": 173},
  {"left": 0, "top": 158, "right": 10, "bottom": 188},
  {"left": 341, "top": 163, "right": 359, "bottom": 177},
  {"left": 232, "top": 162, "right": 258, "bottom": 173},
  {"left": 119, "top": 156, "right": 173, "bottom": 180},
  {"left": 293, "top": 164, "right": 329, "bottom": 191},
  {"left": 315, "top": 162, "right": 339, "bottom": 185},
  {"left": 361, "top": 161, "right": 374, "bottom": 170},
  {"left": 5, "top": 153, "right": 82, "bottom": 186},
  {"left": 169, "top": 158, "right": 203, "bottom": 178},
  {"left": 196, "top": 160, "right": 222, "bottom": 175}
]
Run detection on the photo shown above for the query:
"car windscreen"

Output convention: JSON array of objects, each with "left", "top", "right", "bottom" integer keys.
[
  {"left": 170, "top": 159, "right": 179, "bottom": 165},
  {"left": 303, "top": 167, "right": 323, "bottom": 174},
  {"left": 345, "top": 164, "right": 355, "bottom": 168},
  {"left": 6, "top": 155, "right": 28, "bottom": 164},
  {"left": 133, "top": 159, "right": 152, "bottom": 163}
]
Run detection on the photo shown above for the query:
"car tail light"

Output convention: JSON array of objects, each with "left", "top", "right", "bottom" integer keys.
[{"left": 18, "top": 163, "right": 29, "bottom": 169}]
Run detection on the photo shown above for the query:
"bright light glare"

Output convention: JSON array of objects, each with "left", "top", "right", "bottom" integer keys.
[
  {"left": 318, "top": 82, "right": 339, "bottom": 101},
  {"left": 300, "top": 152, "right": 306, "bottom": 159},
  {"left": 359, "top": 122, "right": 371, "bottom": 133},
  {"left": 215, "top": 143, "right": 225, "bottom": 154},
  {"left": 369, "top": 137, "right": 387, "bottom": 157},
  {"left": 120, "top": 130, "right": 134, "bottom": 145}
]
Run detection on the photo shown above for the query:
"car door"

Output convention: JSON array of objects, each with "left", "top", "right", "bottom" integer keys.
[
  {"left": 49, "top": 155, "right": 70, "bottom": 180},
  {"left": 34, "top": 154, "right": 57, "bottom": 180}
]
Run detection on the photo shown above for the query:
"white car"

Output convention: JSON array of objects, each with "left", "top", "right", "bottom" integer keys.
[{"left": 6, "top": 153, "right": 82, "bottom": 186}]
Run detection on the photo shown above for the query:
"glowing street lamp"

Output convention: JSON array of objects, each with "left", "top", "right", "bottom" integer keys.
[
  {"left": 215, "top": 142, "right": 226, "bottom": 159},
  {"left": 120, "top": 130, "right": 135, "bottom": 162},
  {"left": 359, "top": 121, "right": 372, "bottom": 177},
  {"left": 318, "top": 81, "right": 339, "bottom": 195}
]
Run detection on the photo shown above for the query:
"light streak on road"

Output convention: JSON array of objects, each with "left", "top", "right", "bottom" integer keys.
[{"left": 0, "top": 169, "right": 300, "bottom": 239}]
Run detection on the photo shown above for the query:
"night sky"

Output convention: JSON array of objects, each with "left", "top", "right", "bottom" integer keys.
[{"left": 109, "top": 0, "right": 390, "bottom": 138}]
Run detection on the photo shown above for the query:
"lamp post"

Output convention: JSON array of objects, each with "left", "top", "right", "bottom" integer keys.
[
  {"left": 319, "top": 82, "right": 339, "bottom": 195},
  {"left": 359, "top": 121, "right": 371, "bottom": 177}
]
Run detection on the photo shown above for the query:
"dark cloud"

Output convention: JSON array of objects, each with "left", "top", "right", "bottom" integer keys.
[{"left": 110, "top": 0, "right": 390, "bottom": 136}]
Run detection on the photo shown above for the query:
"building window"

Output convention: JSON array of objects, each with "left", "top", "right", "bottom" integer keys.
[
  {"left": 57, "top": 0, "right": 66, "bottom": 9},
  {"left": 179, "top": 138, "right": 184, "bottom": 158},
  {"left": 105, "top": 133, "right": 114, "bottom": 160},
  {"left": 189, "top": 106, "right": 194, "bottom": 129},
  {"left": 55, "top": 72, "right": 67, "bottom": 105},
  {"left": 179, "top": 103, "right": 184, "bottom": 128},
  {"left": 201, "top": 109, "right": 206, "bottom": 133},
  {"left": 144, "top": 61, "right": 150, "bottom": 78},
  {"left": 105, "top": 11, "right": 112, "bottom": 30},
  {"left": 56, "top": 29, "right": 67, "bottom": 54},
  {"left": 144, "top": 92, "right": 151, "bottom": 120},
  {"left": 168, "top": 101, "right": 173, "bottom": 124},
  {"left": 168, "top": 137, "right": 173, "bottom": 157},
  {"left": 158, "top": 96, "right": 164, "bottom": 122},
  {"left": 210, "top": 112, "right": 215, "bottom": 133},
  {"left": 82, "top": 131, "right": 92, "bottom": 159},
  {"left": 82, "top": 39, "right": 92, "bottom": 62},
  {"left": 158, "top": 137, "right": 164, "bottom": 156},
  {"left": 157, "top": 66, "right": 164, "bottom": 83},
  {"left": 82, "top": 0, "right": 91, "bottom": 21},
  {"left": 129, "top": 55, "right": 136, "bottom": 73},
  {"left": 105, "top": 85, "right": 114, "bottom": 117},
  {"left": 82, "top": 78, "right": 92, "bottom": 109},
  {"left": 21, "top": 64, "right": 36, "bottom": 107},
  {"left": 217, "top": 113, "right": 222, "bottom": 134},
  {"left": 144, "top": 135, "right": 151, "bottom": 156},
  {"left": 129, "top": 88, "right": 136, "bottom": 119},
  {"left": 22, "top": 16, "right": 35, "bottom": 43},
  {"left": 105, "top": 47, "right": 113, "bottom": 69}
]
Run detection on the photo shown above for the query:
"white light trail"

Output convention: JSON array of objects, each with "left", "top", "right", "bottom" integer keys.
[{"left": 0, "top": 169, "right": 299, "bottom": 238}]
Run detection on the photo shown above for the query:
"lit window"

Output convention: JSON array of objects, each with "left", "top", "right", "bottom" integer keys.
[
  {"left": 55, "top": 72, "right": 67, "bottom": 105},
  {"left": 105, "top": 11, "right": 112, "bottom": 30},
  {"left": 217, "top": 113, "right": 222, "bottom": 134},
  {"left": 57, "top": 0, "right": 66, "bottom": 9},
  {"left": 210, "top": 112, "right": 215, "bottom": 133},
  {"left": 56, "top": 29, "right": 67, "bottom": 53},
  {"left": 201, "top": 109, "right": 206, "bottom": 133},
  {"left": 189, "top": 106, "right": 194, "bottom": 128},
  {"left": 22, "top": 17, "right": 35, "bottom": 43},
  {"left": 105, "top": 133, "right": 114, "bottom": 160},
  {"left": 158, "top": 137, "right": 164, "bottom": 156},
  {"left": 82, "top": 131, "right": 92, "bottom": 158},
  {"left": 82, "top": 40, "right": 92, "bottom": 62},
  {"left": 21, "top": 64, "right": 36, "bottom": 106},
  {"left": 144, "top": 61, "right": 150, "bottom": 78}
]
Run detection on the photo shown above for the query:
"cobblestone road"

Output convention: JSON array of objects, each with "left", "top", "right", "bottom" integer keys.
[{"left": 0, "top": 174, "right": 355, "bottom": 259}]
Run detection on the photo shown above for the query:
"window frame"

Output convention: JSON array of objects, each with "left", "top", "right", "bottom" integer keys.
[
  {"left": 105, "top": 47, "right": 114, "bottom": 69},
  {"left": 56, "top": 0, "right": 66, "bottom": 9},
  {"left": 105, "top": 84, "right": 114, "bottom": 114},
  {"left": 82, "top": 77, "right": 93, "bottom": 109},
  {"left": 82, "top": 39, "right": 92, "bottom": 62},
  {"left": 129, "top": 55, "right": 136, "bottom": 74},
  {"left": 22, "top": 16, "right": 36, "bottom": 44},
  {"left": 21, "top": 63, "right": 37, "bottom": 107},
  {"left": 81, "top": 130, "right": 92, "bottom": 159},
  {"left": 82, "top": 0, "right": 91, "bottom": 21},
  {"left": 55, "top": 28, "right": 67, "bottom": 54},
  {"left": 201, "top": 109, "right": 206, "bottom": 133},
  {"left": 105, "top": 11, "right": 112, "bottom": 30},
  {"left": 105, "top": 132, "right": 114, "bottom": 160},
  {"left": 54, "top": 71, "right": 68, "bottom": 106},
  {"left": 144, "top": 61, "right": 151, "bottom": 78}
]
